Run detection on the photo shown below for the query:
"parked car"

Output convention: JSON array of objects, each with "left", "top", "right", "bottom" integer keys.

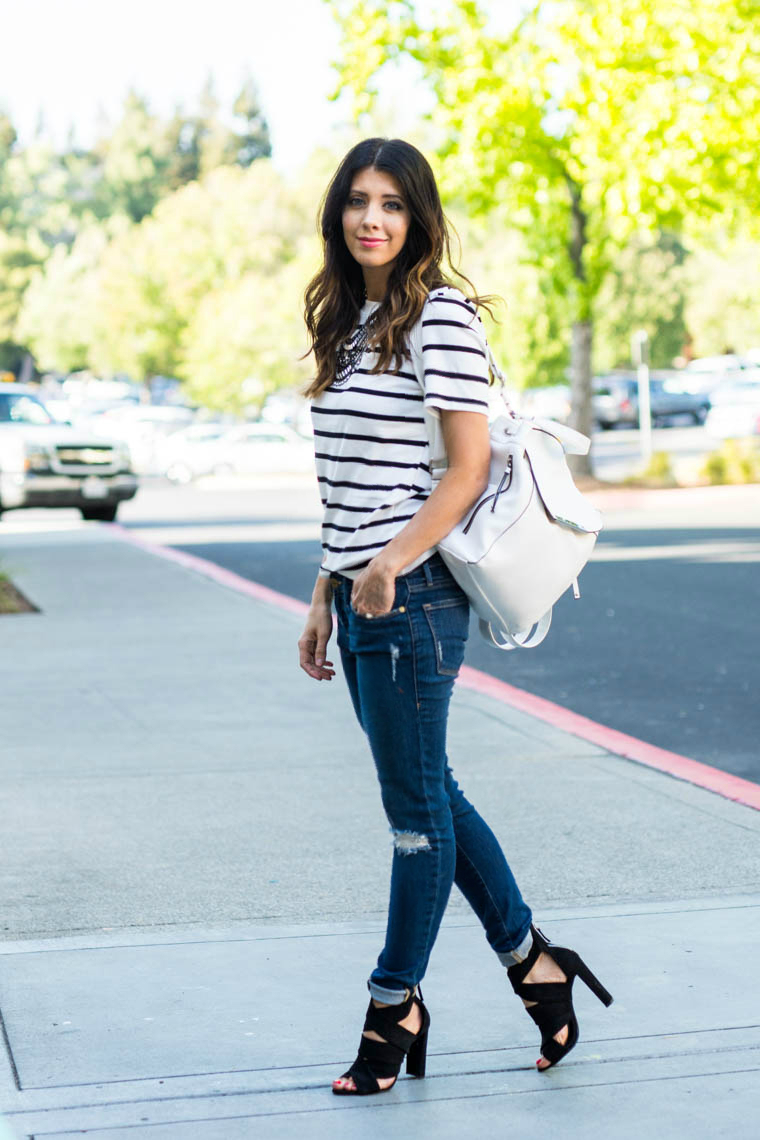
[
  {"left": 519, "top": 385, "right": 572, "bottom": 424},
  {"left": 0, "top": 386, "right": 138, "bottom": 520},
  {"left": 96, "top": 404, "right": 196, "bottom": 473},
  {"left": 681, "top": 355, "right": 756, "bottom": 394},
  {"left": 158, "top": 422, "right": 315, "bottom": 482},
  {"left": 592, "top": 374, "right": 710, "bottom": 429},
  {"left": 156, "top": 423, "right": 231, "bottom": 483},
  {"left": 704, "top": 376, "right": 760, "bottom": 438},
  {"left": 218, "top": 423, "right": 315, "bottom": 476}
]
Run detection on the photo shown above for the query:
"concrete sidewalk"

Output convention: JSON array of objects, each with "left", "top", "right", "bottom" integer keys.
[{"left": 1, "top": 522, "right": 759, "bottom": 1138}]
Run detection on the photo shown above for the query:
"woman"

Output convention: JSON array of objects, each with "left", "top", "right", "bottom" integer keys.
[{"left": 299, "top": 138, "right": 612, "bottom": 1096}]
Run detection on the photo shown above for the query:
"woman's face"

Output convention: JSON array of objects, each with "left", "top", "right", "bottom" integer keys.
[{"left": 342, "top": 166, "right": 411, "bottom": 279}]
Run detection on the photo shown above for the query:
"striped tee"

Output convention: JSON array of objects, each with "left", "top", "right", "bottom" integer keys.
[{"left": 310, "top": 286, "right": 491, "bottom": 578}]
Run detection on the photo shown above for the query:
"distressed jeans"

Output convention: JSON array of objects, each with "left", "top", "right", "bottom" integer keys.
[{"left": 331, "top": 552, "right": 533, "bottom": 1004}]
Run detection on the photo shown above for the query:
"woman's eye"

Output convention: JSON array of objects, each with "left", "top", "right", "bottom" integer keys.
[
  {"left": 348, "top": 196, "right": 365, "bottom": 207},
  {"left": 385, "top": 201, "right": 403, "bottom": 211}
]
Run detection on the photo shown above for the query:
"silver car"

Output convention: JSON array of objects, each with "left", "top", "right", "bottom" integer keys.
[
  {"left": 0, "top": 386, "right": 138, "bottom": 520},
  {"left": 705, "top": 376, "right": 760, "bottom": 438}
]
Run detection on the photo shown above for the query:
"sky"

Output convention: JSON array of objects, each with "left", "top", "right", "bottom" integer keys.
[
  {"left": 4, "top": 2, "right": 528, "bottom": 171},
  {"left": 1, "top": 0, "right": 419, "bottom": 170}
]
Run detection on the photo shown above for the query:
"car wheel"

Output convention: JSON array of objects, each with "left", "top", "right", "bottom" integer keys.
[
  {"left": 166, "top": 463, "right": 193, "bottom": 484},
  {"left": 80, "top": 503, "right": 119, "bottom": 522}
]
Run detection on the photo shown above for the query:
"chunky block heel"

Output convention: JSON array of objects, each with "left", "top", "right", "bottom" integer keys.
[
  {"left": 573, "top": 954, "right": 614, "bottom": 1007},
  {"left": 508, "top": 926, "right": 613, "bottom": 1070},
  {"left": 405, "top": 1023, "right": 429, "bottom": 1077},
  {"left": 332, "top": 987, "right": 431, "bottom": 1095}
]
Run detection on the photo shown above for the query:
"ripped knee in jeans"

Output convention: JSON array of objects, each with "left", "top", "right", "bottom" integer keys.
[{"left": 392, "top": 829, "right": 432, "bottom": 856}]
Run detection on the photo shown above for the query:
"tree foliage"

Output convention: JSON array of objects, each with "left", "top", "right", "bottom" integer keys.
[
  {"left": 0, "top": 83, "right": 272, "bottom": 372},
  {"left": 328, "top": 0, "right": 760, "bottom": 466},
  {"left": 18, "top": 157, "right": 325, "bottom": 408},
  {"left": 683, "top": 237, "right": 760, "bottom": 356},
  {"left": 6, "top": 21, "right": 760, "bottom": 417}
]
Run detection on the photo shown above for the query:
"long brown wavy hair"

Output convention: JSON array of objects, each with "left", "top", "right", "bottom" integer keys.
[{"left": 303, "top": 138, "right": 492, "bottom": 399}]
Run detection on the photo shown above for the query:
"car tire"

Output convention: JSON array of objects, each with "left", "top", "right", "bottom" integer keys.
[
  {"left": 80, "top": 503, "right": 119, "bottom": 522},
  {"left": 166, "top": 463, "right": 193, "bottom": 484}
]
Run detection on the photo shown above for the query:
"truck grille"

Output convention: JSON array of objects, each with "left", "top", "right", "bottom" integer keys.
[{"left": 55, "top": 446, "right": 116, "bottom": 467}]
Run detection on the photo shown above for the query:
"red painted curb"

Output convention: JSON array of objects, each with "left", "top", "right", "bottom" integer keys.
[
  {"left": 109, "top": 525, "right": 310, "bottom": 618},
  {"left": 457, "top": 667, "right": 760, "bottom": 811},
  {"left": 111, "top": 524, "right": 760, "bottom": 813}
]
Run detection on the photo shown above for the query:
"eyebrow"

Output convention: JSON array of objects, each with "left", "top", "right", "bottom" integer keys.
[{"left": 349, "top": 190, "right": 404, "bottom": 200}]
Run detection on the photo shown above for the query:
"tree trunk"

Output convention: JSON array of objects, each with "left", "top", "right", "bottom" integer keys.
[
  {"left": 569, "top": 320, "right": 593, "bottom": 476},
  {"left": 18, "top": 352, "right": 35, "bottom": 385},
  {"left": 565, "top": 174, "right": 594, "bottom": 477}
]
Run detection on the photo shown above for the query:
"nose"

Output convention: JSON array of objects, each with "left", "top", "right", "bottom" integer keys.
[{"left": 360, "top": 201, "right": 384, "bottom": 230}]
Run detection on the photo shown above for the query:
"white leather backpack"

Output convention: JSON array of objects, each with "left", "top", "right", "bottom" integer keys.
[{"left": 410, "top": 320, "right": 603, "bottom": 650}]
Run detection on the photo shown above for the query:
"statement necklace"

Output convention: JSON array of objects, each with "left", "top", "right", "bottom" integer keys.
[{"left": 334, "top": 306, "right": 379, "bottom": 388}]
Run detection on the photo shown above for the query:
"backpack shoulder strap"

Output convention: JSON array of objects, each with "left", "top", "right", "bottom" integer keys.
[{"left": 409, "top": 298, "right": 448, "bottom": 480}]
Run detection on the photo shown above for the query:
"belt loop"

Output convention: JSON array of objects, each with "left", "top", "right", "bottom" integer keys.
[{"left": 422, "top": 558, "right": 434, "bottom": 586}]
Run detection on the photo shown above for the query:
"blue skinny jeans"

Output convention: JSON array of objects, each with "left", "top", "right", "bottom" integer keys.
[{"left": 331, "top": 552, "right": 533, "bottom": 1004}]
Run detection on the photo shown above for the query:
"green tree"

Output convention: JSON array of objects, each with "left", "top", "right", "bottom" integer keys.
[
  {"left": 450, "top": 209, "right": 570, "bottom": 389},
  {"left": 180, "top": 245, "right": 320, "bottom": 413},
  {"left": 329, "top": 0, "right": 760, "bottom": 471},
  {"left": 165, "top": 76, "right": 272, "bottom": 190},
  {"left": 593, "top": 233, "right": 689, "bottom": 371},
  {"left": 92, "top": 91, "right": 175, "bottom": 223},
  {"left": 683, "top": 237, "right": 760, "bottom": 357},
  {"left": 231, "top": 74, "right": 273, "bottom": 167},
  {"left": 86, "top": 161, "right": 317, "bottom": 390},
  {"left": 15, "top": 226, "right": 112, "bottom": 373}
]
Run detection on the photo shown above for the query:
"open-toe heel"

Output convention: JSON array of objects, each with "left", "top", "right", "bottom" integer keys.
[
  {"left": 333, "top": 987, "right": 430, "bottom": 1096},
  {"left": 508, "top": 925, "right": 613, "bottom": 1070}
]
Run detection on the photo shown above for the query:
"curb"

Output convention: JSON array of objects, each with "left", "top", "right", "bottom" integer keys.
[
  {"left": 584, "top": 482, "right": 760, "bottom": 511},
  {"left": 110, "top": 524, "right": 760, "bottom": 814}
]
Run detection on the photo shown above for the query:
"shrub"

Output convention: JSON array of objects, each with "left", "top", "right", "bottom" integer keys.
[
  {"left": 700, "top": 440, "right": 760, "bottom": 485},
  {"left": 624, "top": 450, "right": 678, "bottom": 487}
]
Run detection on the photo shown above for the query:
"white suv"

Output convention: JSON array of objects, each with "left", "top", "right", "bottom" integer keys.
[{"left": 0, "top": 386, "right": 138, "bottom": 521}]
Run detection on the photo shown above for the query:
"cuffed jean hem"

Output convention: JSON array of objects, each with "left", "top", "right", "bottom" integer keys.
[
  {"left": 495, "top": 925, "right": 534, "bottom": 967},
  {"left": 367, "top": 979, "right": 413, "bottom": 1005}
]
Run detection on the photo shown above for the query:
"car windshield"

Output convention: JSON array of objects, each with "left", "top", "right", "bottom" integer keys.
[{"left": 0, "top": 392, "right": 54, "bottom": 425}]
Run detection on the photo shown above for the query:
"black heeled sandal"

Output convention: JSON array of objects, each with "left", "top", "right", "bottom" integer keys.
[
  {"left": 332, "top": 986, "right": 430, "bottom": 1096},
  {"left": 508, "top": 925, "right": 613, "bottom": 1070}
]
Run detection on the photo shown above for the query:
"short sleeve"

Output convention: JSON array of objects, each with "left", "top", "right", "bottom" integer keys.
[{"left": 420, "top": 288, "right": 491, "bottom": 418}]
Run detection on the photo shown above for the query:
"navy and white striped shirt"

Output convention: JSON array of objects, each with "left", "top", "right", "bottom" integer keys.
[{"left": 311, "top": 286, "right": 491, "bottom": 577}]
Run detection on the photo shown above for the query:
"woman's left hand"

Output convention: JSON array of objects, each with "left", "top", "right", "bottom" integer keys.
[{"left": 350, "top": 557, "right": 397, "bottom": 617}]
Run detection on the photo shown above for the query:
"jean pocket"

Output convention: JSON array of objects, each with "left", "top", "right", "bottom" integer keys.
[
  {"left": 423, "top": 598, "right": 469, "bottom": 676},
  {"left": 354, "top": 605, "right": 407, "bottom": 623}
]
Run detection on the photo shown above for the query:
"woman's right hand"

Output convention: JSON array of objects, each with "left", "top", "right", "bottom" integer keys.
[{"left": 298, "top": 601, "right": 335, "bottom": 681}]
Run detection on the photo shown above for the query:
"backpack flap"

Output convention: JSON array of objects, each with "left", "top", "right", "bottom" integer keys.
[{"left": 523, "top": 426, "right": 603, "bottom": 535}]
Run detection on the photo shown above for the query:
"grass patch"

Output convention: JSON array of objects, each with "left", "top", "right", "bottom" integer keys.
[
  {"left": 622, "top": 450, "right": 679, "bottom": 489},
  {"left": 701, "top": 439, "right": 760, "bottom": 485},
  {"left": 0, "top": 573, "right": 38, "bottom": 614}
]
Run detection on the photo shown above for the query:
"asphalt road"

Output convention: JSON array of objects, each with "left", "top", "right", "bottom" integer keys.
[{"left": 115, "top": 478, "right": 760, "bottom": 784}]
